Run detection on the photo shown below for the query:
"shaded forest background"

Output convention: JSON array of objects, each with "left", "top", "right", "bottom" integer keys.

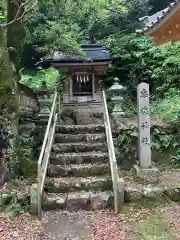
[
  {"left": 18, "top": 0, "right": 180, "bottom": 120},
  {"left": 1, "top": 0, "right": 178, "bottom": 100}
]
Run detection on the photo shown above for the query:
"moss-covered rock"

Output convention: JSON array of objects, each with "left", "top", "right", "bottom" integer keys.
[
  {"left": 0, "top": 27, "right": 18, "bottom": 183},
  {"left": 124, "top": 186, "right": 143, "bottom": 202},
  {"left": 18, "top": 123, "right": 37, "bottom": 177},
  {"left": 164, "top": 188, "right": 180, "bottom": 202}
]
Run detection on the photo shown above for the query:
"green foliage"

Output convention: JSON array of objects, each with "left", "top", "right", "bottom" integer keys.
[
  {"left": 152, "top": 128, "right": 173, "bottom": 152},
  {"left": 20, "top": 68, "right": 60, "bottom": 90},
  {"left": 116, "top": 125, "right": 138, "bottom": 161},
  {"left": 0, "top": 11, "right": 5, "bottom": 23},
  {"left": 0, "top": 0, "right": 6, "bottom": 24},
  {"left": 23, "top": 0, "right": 171, "bottom": 52},
  {"left": 171, "top": 148, "right": 180, "bottom": 167},
  {"left": 105, "top": 34, "right": 180, "bottom": 98},
  {"left": 25, "top": 0, "right": 86, "bottom": 52},
  {"left": 0, "top": 29, "right": 18, "bottom": 114},
  {"left": 152, "top": 88, "right": 180, "bottom": 121},
  {"left": 122, "top": 95, "right": 136, "bottom": 117},
  {"left": 107, "top": 101, "right": 114, "bottom": 114},
  {"left": 24, "top": 0, "right": 151, "bottom": 53},
  {"left": 17, "top": 135, "right": 37, "bottom": 178},
  {"left": 116, "top": 125, "right": 176, "bottom": 162},
  {"left": 6, "top": 197, "right": 29, "bottom": 215}
]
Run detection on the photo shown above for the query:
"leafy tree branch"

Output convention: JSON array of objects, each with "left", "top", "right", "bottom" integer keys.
[{"left": 0, "top": 0, "right": 37, "bottom": 27}]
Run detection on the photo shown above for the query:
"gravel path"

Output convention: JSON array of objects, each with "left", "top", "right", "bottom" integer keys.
[{"left": 0, "top": 203, "right": 179, "bottom": 239}]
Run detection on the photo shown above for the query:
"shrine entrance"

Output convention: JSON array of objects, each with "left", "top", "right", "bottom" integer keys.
[
  {"left": 70, "top": 73, "right": 95, "bottom": 103},
  {"left": 42, "top": 44, "right": 112, "bottom": 107},
  {"left": 33, "top": 44, "right": 125, "bottom": 218},
  {"left": 72, "top": 74, "right": 92, "bottom": 97}
]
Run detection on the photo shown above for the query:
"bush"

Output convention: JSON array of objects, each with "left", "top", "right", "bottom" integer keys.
[
  {"left": 105, "top": 34, "right": 180, "bottom": 98},
  {"left": 20, "top": 68, "right": 60, "bottom": 90},
  {"left": 152, "top": 88, "right": 180, "bottom": 121}
]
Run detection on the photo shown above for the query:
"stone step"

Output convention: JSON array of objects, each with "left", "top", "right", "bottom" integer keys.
[
  {"left": 54, "top": 133, "right": 106, "bottom": 143},
  {"left": 47, "top": 163, "right": 110, "bottom": 177},
  {"left": 55, "top": 125, "right": 105, "bottom": 134},
  {"left": 52, "top": 142, "right": 107, "bottom": 153},
  {"left": 33, "top": 114, "right": 50, "bottom": 119},
  {"left": 50, "top": 152, "right": 109, "bottom": 165},
  {"left": 43, "top": 191, "right": 113, "bottom": 210},
  {"left": 75, "top": 111, "right": 92, "bottom": 125},
  {"left": 32, "top": 119, "right": 49, "bottom": 126},
  {"left": 44, "top": 176, "right": 112, "bottom": 193}
]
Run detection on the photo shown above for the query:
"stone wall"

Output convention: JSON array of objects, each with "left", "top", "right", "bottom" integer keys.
[
  {"left": 17, "top": 83, "right": 39, "bottom": 178},
  {"left": 0, "top": 27, "right": 38, "bottom": 184},
  {"left": 18, "top": 83, "right": 38, "bottom": 118}
]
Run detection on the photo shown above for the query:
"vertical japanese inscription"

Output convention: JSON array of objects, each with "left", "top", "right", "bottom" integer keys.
[{"left": 137, "top": 83, "right": 151, "bottom": 169}]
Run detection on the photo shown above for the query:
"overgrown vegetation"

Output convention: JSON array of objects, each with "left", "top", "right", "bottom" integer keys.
[
  {"left": 24, "top": 0, "right": 150, "bottom": 53},
  {"left": 20, "top": 68, "right": 59, "bottom": 90},
  {"left": 106, "top": 34, "right": 180, "bottom": 167},
  {"left": 116, "top": 124, "right": 177, "bottom": 167},
  {"left": 152, "top": 88, "right": 180, "bottom": 121},
  {"left": 105, "top": 34, "right": 180, "bottom": 98},
  {"left": 5, "top": 196, "right": 29, "bottom": 215}
]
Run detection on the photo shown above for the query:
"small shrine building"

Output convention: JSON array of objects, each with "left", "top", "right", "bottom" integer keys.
[
  {"left": 42, "top": 44, "right": 112, "bottom": 109},
  {"left": 136, "top": 0, "right": 180, "bottom": 44}
]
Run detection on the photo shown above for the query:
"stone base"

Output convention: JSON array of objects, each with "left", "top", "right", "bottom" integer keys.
[
  {"left": 30, "top": 184, "right": 38, "bottom": 215},
  {"left": 118, "top": 178, "right": 125, "bottom": 204},
  {"left": 133, "top": 165, "right": 159, "bottom": 183}
]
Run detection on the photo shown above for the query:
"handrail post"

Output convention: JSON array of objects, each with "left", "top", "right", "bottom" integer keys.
[
  {"left": 102, "top": 90, "right": 124, "bottom": 213},
  {"left": 30, "top": 91, "right": 59, "bottom": 219},
  {"left": 37, "top": 162, "right": 42, "bottom": 219},
  {"left": 58, "top": 93, "right": 61, "bottom": 120}
]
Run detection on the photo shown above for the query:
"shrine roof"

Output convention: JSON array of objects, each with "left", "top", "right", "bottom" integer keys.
[
  {"left": 136, "top": 0, "right": 180, "bottom": 35},
  {"left": 42, "top": 44, "right": 112, "bottom": 65}
]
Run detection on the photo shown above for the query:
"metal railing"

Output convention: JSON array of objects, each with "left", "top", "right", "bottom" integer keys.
[
  {"left": 37, "top": 91, "right": 59, "bottom": 218},
  {"left": 102, "top": 91, "right": 124, "bottom": 214}
]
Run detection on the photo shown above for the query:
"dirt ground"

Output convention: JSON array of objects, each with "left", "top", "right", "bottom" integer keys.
[{"left": 0, "top": 202, "right": 179, "bottom": 240}]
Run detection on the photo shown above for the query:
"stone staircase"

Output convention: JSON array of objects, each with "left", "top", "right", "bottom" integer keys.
[{"left": 43, "top": 123, "right": 113, "bottom": 210}]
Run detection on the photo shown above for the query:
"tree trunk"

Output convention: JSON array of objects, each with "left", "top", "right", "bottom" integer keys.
[
  {"left": 0, "top": 27, "right": 19, "bottom": 186},
  {"left": 7, "top": 0, "right": 25, "bottom": 81}
]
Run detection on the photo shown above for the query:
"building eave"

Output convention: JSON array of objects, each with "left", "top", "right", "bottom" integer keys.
[{"left": 136, "top": 0, "right": 180, "bottom": 36}]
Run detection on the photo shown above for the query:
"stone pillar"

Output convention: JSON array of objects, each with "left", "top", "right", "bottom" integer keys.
[
  {"left": 134, "top": 83, "right": 159, "bottom": 182},
  {"left": 138, "top": 82, "right": 151, "bottom": 169}
]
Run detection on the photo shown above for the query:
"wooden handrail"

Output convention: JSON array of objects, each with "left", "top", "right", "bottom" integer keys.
[
  {"left": 38, "top": 91, "right": 57, "bottom": 166},
  {"left": 37, "top": 91, "right": 59, "bottom": 218},
  {"left": 102, "top": 91, "right": 124, "bottom": 213}
]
